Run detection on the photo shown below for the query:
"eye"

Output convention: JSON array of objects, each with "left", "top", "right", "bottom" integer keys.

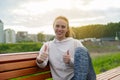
[
  {"left": 61, "top": 25, "right": 66, "bottom": 28},
  {"left": 55, "top": 25, "right": 59, "bottom": 28}
]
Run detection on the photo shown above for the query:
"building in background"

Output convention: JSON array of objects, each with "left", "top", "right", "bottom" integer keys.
[
  {"left": 16, "top": 31, "right": 29, "bottom": 42},
  {"left": 4, "top": 29, "right": 16, "bottom": 43},
  {"left": 45, "top": 34, "right": 55, "bottom": 41},
  {"left": 28, "top": 34, "right": 38, "bottom": 42},
  {"left": 0, "top": 20, "right": 4, "bottom": 43}
]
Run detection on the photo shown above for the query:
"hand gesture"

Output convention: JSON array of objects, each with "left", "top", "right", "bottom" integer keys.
[
  {"left": 37, "top": 45, "right": 48, "bottom": 63},
  {"left": 63, "top": 50, "right": 71, "bottom": 64}
]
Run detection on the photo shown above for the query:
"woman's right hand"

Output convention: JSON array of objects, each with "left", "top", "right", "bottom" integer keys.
[{"left": 37, "top": 45, "right": 48, "bottom": 63}]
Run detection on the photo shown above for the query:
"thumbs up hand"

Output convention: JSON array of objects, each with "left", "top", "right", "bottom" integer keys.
[
  {"left": 63, "top": 50, "right": 71, "bottom": 64},
  {"left": 37, "top": 45, "right": 48, "bottom": 63}
]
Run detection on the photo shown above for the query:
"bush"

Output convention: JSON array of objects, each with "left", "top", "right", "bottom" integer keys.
[{"left": 0, "top": 42, "right": 43, "bottom": 54}]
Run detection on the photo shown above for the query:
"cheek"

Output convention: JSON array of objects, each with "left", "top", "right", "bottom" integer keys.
[
  {"left": 53, "top": 27, "right": 58, "bottom": 33},
  {"left": 65, "top": 28, "right": 68, "bottom": 33}
]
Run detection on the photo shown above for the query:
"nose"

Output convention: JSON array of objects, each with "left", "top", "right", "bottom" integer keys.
[{"left": 57, "top": 26, "right": 62, "bottom": 30}]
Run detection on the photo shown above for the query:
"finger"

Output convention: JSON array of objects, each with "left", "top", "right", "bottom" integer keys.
[
  {"left": 40, "top": 55, "right": 47, "bottom": 61},
  {"left": 40, "top": 57, "right": 46, "bottom": 61},
  {"left": 67, "top": 50, "right": 69, "bottom": 55},
  {"left": 44, "top": 45, "right": 47, "bottom": 52},
  {"left": 41, "top": 53, "right": 47, "bottom": 58}
]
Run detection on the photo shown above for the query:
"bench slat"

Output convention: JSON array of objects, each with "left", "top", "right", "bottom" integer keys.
[
  {"left": 0, "top": 66, "right": 50, "bottom": 80},
  {"left": 97, "top": 66, "right": 120, "bottom": 80},
  {"left": 110, "top": 74, "right": 120, "bottom": 80},
  {"left": 0, "top": 60, "right": 36, "bottom": 72},
  {"left": 20, "top": 72, "right": 52, "bottom": 80},
  {"left": 0, "top": 52, "right": 38, "bottom": 63}
]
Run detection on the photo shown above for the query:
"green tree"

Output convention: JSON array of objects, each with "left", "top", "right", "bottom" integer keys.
[
  {"left": 71, "top": 21, "right": 120, "bottom": 39},
  {"left": 37, "top": 32, "right": 45, "bottom": 42}
]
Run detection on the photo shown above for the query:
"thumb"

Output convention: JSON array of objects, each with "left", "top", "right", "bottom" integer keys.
[
  {"left": 67, "top": 50, "right": 69, "bottom": 55},
  {"left": 44, "top": 45, "right": 47, "bottom": 53}
]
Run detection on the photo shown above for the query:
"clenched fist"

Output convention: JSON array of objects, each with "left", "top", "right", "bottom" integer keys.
[{"left": 37, "top": 45, "right": 48, "bottom": 64}]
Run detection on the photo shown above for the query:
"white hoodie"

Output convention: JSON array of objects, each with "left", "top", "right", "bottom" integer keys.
[{"left": 37, "top": 37, "right": 84, "bottom": 80}]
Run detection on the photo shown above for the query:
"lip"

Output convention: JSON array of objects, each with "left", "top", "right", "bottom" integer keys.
[
  {"left": 56, "top": 33, "right": 62, "bottom": 36},
  {"left": 56, "top": 31, "right": 63, "bottom": 34}
]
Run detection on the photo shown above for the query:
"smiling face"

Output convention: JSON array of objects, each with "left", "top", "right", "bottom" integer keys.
[{"left": 53, "top": 18, "right": 69, "bottom": 41}]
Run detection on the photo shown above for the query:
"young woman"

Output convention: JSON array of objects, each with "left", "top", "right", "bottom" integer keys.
[{"left": 36, "top": 16, "right": 96, "bottom": 80}]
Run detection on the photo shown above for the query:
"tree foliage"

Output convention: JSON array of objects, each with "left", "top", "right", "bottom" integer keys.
[
  {"left": 37, "top": 32, "right": 45, "bottom": 42},
  {"left": 71, "top": 22, "right": 120, "bottom": 39}
]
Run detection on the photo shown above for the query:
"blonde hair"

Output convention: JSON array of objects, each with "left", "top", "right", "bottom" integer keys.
[{"left": 53, "top": 16, "right": 73, "bottom": 37}]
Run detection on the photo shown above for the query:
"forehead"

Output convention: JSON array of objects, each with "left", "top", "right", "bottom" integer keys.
[{"left": 54, "top": 19, "right": 67, "bottom": 25}]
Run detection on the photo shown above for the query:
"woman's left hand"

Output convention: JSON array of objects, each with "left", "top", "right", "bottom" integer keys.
[{"left": 63, "top": 50, "right": 71, "bottom": 64}]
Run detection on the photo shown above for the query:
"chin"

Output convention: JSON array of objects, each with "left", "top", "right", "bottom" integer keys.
[
  {"left": 57, "top": 35, "right": 62, "bottom": 38},
  {"left": 56, "top": 35, "right": 63, "bottom": 38}
]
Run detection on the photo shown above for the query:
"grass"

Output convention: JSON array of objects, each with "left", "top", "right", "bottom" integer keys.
[{"left": 92, "top": 52, "right": 120, "bottom": 74}]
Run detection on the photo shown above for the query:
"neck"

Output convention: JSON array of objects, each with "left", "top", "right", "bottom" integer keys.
[{"left": 55, "top": 36, "right": 67, "bottom": 41}]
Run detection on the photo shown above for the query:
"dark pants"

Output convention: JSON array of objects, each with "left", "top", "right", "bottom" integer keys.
[{"left": 71, "top": 47, "right": 96, "bottom": 80}]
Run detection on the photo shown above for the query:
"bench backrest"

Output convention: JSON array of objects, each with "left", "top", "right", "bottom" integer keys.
[{"left": 0, "top": 52, "right": 52, "bottom": 80}]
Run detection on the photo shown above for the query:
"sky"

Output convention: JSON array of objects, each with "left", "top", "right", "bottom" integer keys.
[{"left": 0, "top": 0, "right": 120, "bottom": 35}]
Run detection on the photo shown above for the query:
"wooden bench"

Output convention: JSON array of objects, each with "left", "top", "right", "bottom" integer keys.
[
  {"left": 97, "top": 66, "right": 120, "bottom": 80},
  {"left": 0, "top": 52, "right": 120, "bottom": 80},
  {"left": 0, "top": 52, "right": 52, "bottom": 80}
]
